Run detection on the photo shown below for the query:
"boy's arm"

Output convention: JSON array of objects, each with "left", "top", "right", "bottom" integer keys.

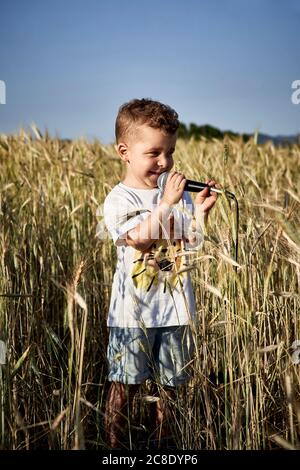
[
  {"left": 186, "top": 179, "right": 218, "bottom": 246},
  {"left": 126, "top": 200, "right": 173, "bottom": 251},
  {"left": 186, "top": 207, "right": 208, "bottom": 247},
  {"left": 126, "top": 173, "right": 218, "bottom": 251},
  {"left": 126, "top": 171, "right": 184, "bottom": 251}
]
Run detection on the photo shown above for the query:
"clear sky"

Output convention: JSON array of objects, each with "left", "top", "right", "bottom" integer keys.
[{"left": 0, "top": 0, "right": 299, "bottom": 143}]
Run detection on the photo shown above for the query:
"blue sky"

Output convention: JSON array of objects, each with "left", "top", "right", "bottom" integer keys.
[{"left": 0, "top": 0, "right": 299, "bottom": 143}]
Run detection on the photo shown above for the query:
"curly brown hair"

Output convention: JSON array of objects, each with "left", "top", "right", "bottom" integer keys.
[{"left": 115, "top": 98, "right": 179, "bottom": 143}]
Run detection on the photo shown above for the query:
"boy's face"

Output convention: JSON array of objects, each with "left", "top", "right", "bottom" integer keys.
[{"left": 116, "top": 124, "right": 176, "bottom": 189}]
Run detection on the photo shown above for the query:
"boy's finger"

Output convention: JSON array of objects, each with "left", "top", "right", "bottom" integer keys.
[
  {"left": 207, "top": 179, "right": 216, "bottom": 186},
  {"left": 176, "top": 176, "right": 186, "bottom": 188},
  {"left": 199, "top": 188, "right": 210, "bottom": 197},
  {"left": 175, "top": 173, "right": 184, "bottom": 179},
  {"left": 167, "top": 170, "right": 176, "bottom": 180}
]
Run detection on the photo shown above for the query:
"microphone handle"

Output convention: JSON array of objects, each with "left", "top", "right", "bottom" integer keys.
[{"left": 185, "top": 179, "right": 223, "bottom": 194}]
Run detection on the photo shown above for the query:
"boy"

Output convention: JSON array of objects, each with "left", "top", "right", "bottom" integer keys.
[{"left": 103, "top": 98, "right": 218, "bottom": 448}]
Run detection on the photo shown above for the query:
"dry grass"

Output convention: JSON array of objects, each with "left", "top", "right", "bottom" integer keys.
[{"left": 0, "top": 128, "right": 299, "bottom": 449}]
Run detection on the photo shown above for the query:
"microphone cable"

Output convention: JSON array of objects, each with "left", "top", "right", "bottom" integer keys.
[{"left": 221, "top": 189, "right": 239, "bottom": 272}]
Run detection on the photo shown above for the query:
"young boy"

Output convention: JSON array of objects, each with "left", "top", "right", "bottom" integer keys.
[{"left": 103, "top": 98, "right": 218, "bottom": 448}]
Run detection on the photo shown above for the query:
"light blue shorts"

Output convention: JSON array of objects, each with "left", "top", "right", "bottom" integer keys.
[{"left": 107, "top": 326, "right": 195, "bottom": 387}]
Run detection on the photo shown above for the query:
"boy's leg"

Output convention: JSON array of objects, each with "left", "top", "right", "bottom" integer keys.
[
  {"left": 105, "top": 382, "right": 140, "bottom": 449},
  {"left": 146, "top": 381, "right": 176, "bottom": 442},
  {"left": 105, "top": 327, "right": 156, "bottom": 448},
  {"left": 153, "top": 386, "right": 177, "bottom": 445},
  {"left": 151, "top": 325, "right": 195, "bottom": 446}
]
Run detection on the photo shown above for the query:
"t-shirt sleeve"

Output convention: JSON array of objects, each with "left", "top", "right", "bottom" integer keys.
[{"left": 103, "top": 191, "right": 151, "bottom": 246}]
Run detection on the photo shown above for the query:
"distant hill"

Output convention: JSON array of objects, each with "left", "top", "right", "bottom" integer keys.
[
  {"left": 178, "top": 122, "right": 300, "bottom": 146},
  {"left": 255, "top": 133, "right": 300, "bottom": 145}
]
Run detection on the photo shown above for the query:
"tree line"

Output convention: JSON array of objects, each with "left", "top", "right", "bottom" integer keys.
[{"left": 178, "top": 122, "right": 251, "bottom": 142}]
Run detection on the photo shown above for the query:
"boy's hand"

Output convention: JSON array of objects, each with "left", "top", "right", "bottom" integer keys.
[
  {"left": 195, "top": 179, "right": 219, "bottom": 213},
  {"left": 161, "top": 170, "right": 186, "bottom": 206}
]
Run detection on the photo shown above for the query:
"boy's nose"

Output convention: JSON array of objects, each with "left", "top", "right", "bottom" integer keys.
[{"left": 157, "top": 155, "right": 169, "bottom": 169}]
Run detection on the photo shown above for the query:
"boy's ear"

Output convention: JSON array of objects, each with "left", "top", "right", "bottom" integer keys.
[{"left": 115, "top": 142, "right": 129, "bottom": 163}]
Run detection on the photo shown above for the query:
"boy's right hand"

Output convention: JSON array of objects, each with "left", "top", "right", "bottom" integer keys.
[{"left": 161, "top": 170, "right": 186, "bottom": 206}]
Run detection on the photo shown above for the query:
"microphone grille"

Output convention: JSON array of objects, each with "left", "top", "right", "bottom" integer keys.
[{"left": 157, "top": 171, "right": 169, "bottom": 191}]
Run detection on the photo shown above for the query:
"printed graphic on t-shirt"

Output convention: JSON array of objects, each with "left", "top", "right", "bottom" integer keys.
[{"left": 131, "top": 237, "right": 189, "bottom": 293}]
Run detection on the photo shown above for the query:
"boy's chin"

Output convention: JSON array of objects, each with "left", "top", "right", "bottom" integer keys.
[
  {"left": 148, "top": 172, "right": 160, "bottom": 185},
  {"left": 148, "top": 172, "right": 161, "bottom": 179}
]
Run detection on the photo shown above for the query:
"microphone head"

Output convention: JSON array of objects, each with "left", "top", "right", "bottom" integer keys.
[{"left": 157, "top": 171, "right": 169, "bottom": 191}]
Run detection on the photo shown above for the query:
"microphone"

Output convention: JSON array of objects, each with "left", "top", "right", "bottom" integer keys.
[
  {"left": 157, "top": 171, "right": 223, "bottom": 194},
  {"left": 157, "top": 171, "right": 239, "bottom": 269}
]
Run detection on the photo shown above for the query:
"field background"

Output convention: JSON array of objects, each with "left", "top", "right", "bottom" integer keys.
[{"left": 0, "top": 130, "right": 299, "bottom": 450}]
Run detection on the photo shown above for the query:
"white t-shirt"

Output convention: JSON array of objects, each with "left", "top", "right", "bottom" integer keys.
[{"left": 103, "top": 182, "right": 204, "bottom": 328}]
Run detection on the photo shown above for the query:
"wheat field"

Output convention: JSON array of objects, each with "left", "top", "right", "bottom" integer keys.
[{"left": 0, "top": 128, "right": 299, "bottom": 450}]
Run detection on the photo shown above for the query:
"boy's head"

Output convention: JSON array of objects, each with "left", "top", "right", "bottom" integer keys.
[
  {"left": 115, "top": 98, "right": 179, "bottom": 144},
  {"left": 115, "top": 98, "right": 180, "bottom": 189}
]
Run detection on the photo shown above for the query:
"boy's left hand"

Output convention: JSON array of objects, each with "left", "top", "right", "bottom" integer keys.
[{"left": 194, "top": 179, "right": 219, "bottom": 213}]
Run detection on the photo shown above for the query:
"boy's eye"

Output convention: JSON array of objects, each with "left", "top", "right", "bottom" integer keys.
[
  {"left": 146, "top": 152, "right": 174, "bottom": 158},
  {"left": 146, "top": 153, "right": 159, "bottom": 158}
]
